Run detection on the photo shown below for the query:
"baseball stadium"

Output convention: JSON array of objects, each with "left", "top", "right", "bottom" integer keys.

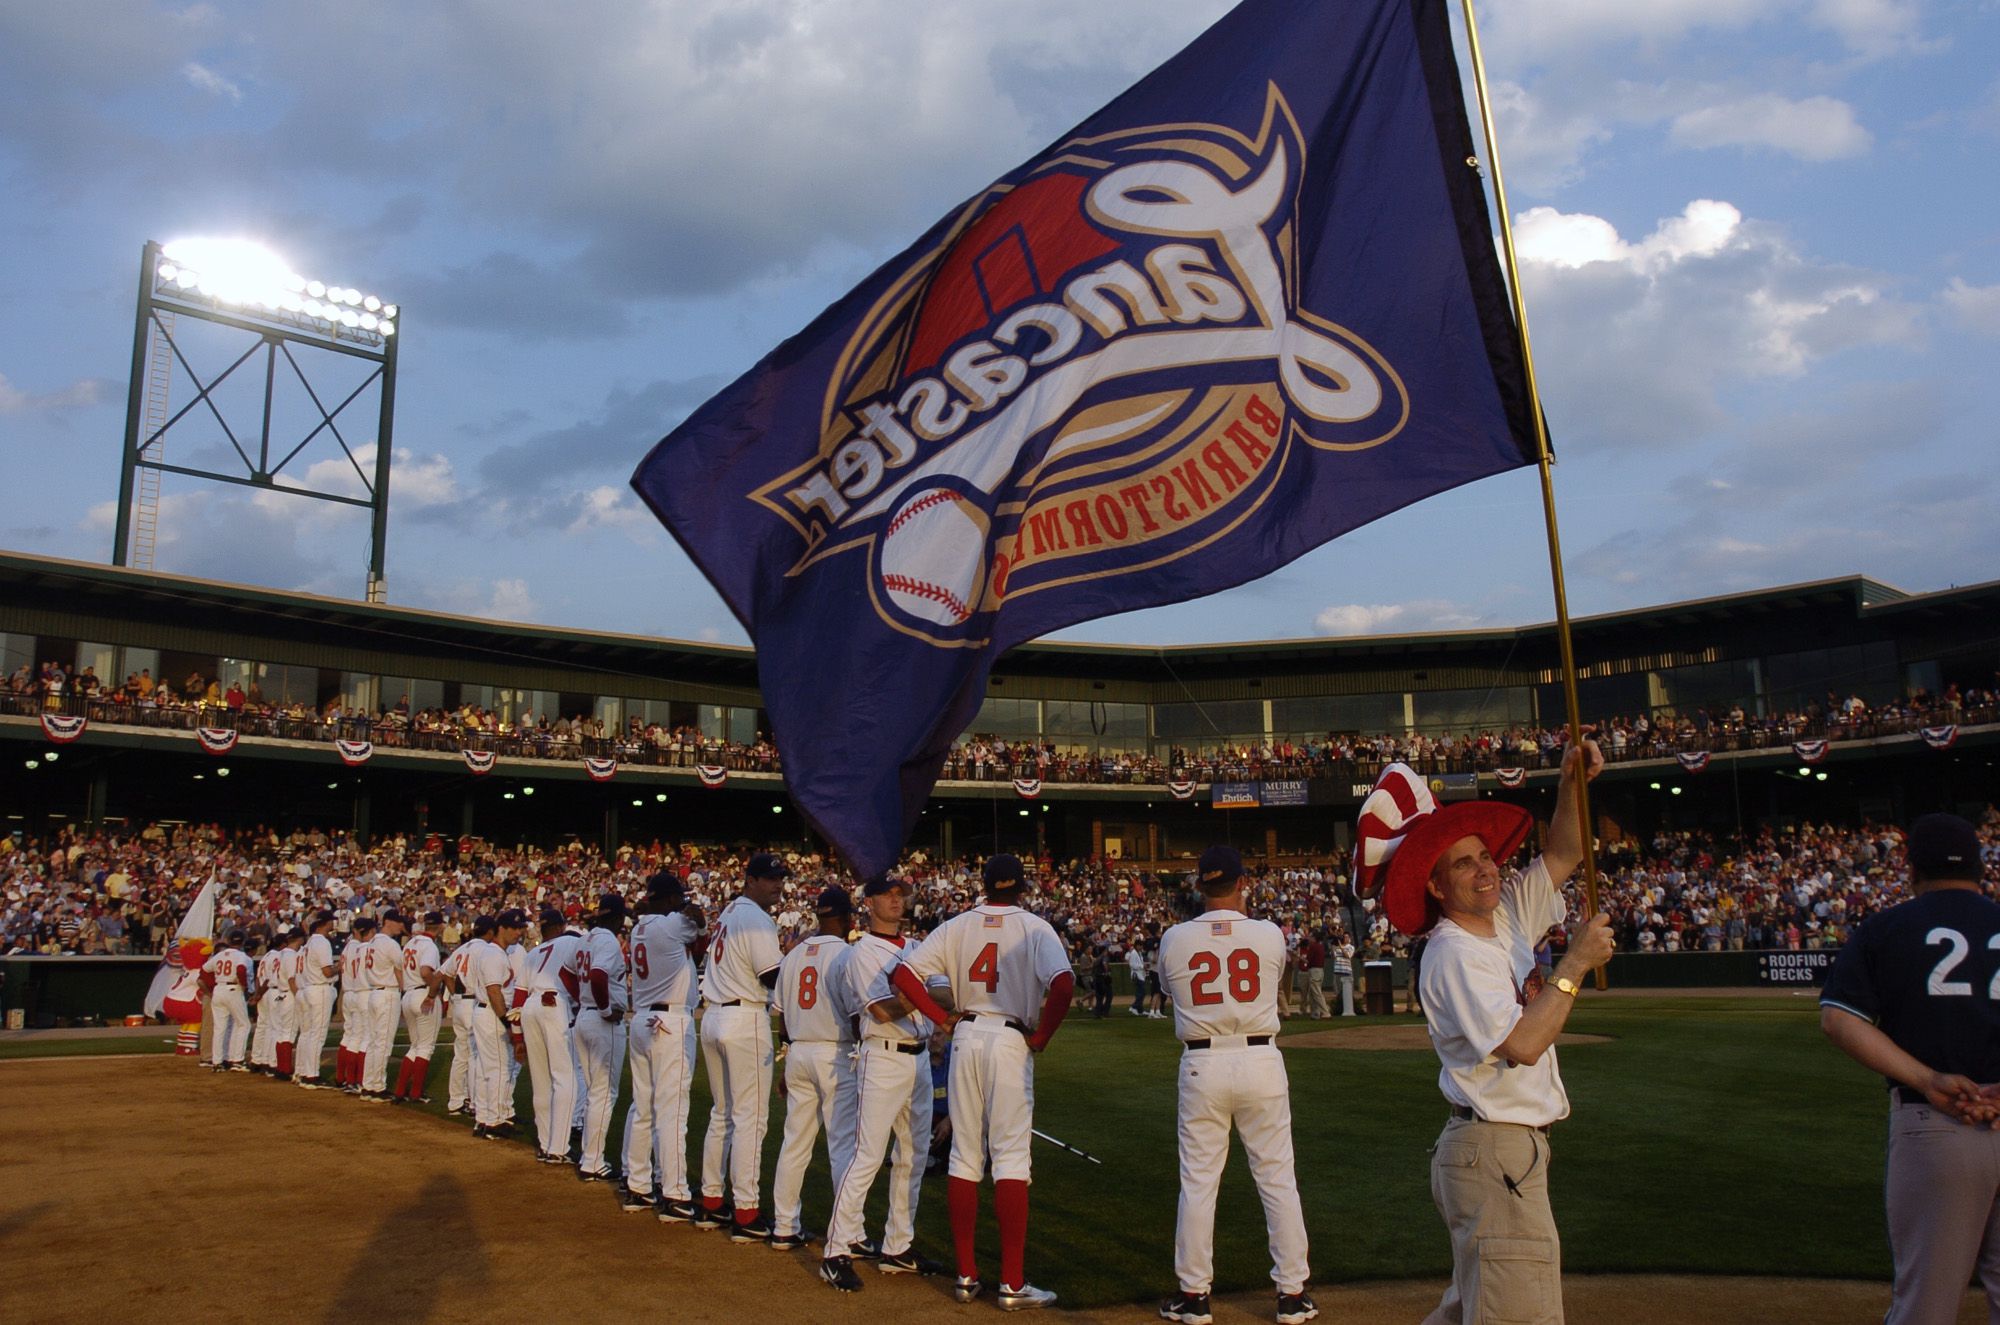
[{"left": 3, "top": 2, "right": 1998, "bottom": 1324}]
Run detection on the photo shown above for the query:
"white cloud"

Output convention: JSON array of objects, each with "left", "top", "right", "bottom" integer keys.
[
  {"left": 180, "top": 60, "right": 240, "bottom": 102},
  {"left": 1942, "top": 277, "right": 2000, "bottom": 335},
  {"left": 288, "top": 445, "right": 459, "bottom": 508},
  {"left": 1670, "top": 94, "right": 1871, "bottom": 160},
  {"left": 482, "top": 578, "right": 537, "bottom": 621},
  {"left": 1488, "top": 0, "right": 1932, "bottom": 60},
  {"left": 1514, "top": 199, "right": 1740, "bottom": 271},
  {"left": 1314, "top": 599, "right": 1486, "bottom": 637},
  {"left": 1488, "top": 80, "right": 1612, "bottom": 191},
  {"left": 1808, "top": 0, "right": 1935, "bottom": 59},
  {"left": 0, "top": 372, "right": 113, "bottom": 413},
  {"left": 563, "top": 484, "right": 651, "bottom": 535}
]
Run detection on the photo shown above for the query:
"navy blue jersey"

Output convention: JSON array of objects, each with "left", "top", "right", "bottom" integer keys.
[{"left": 1821, "top": 888, "right": 2000, "bottom": 1087}]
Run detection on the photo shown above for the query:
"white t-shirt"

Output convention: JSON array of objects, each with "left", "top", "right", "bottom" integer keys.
[
  {"left": 903, "top": 904, "right": 1070, "bottom": 1026},
  {"left": 630, "top": 912, "right": 700, "bottom": 1009},
  {"left": 1160, "top": 910, "right": 1284, "bottom": 1041},
  {"left": 849, "top": 932, "right": 929, "bottom": 1043},
  {"left": 701, "top": 896, "right": 782, "bottom": 1006},
  {"left": 777, "top": 935, "right": 850, "bottom": 1043},
  {"left": 581, "top": 926, "right": 629, "bottom": 1011},
  {"left": 1418, "top": 858, "right": 1570, "bottom": 1127}
]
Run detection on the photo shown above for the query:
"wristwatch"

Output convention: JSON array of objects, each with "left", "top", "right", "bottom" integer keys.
[{"left": 1553, "top": 976, "right": 1581, "bottom": 998}]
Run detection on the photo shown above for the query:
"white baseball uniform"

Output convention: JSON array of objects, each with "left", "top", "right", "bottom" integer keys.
[
  {"left": 1160, "top": 909, "right": 1308, "bottom": 1297},
  {"left": 576, "top": 925, "right": 630, "bottom": 1175},
  {"left": 250, "top": 950, "right": 279, "bottom": 1068},
  {"left": 399, "top": 933, "right": 444, "bottom": 1095},
  {"left": 360, "top": 932, "right": 405, "bottom": 1093},
  {"left": 624, "top": 909, "right": 702, "bottom": 1201},
  {"left": 521, "top": 931, "right": 584, "bottom": 1159},
  {"left": 268, "top": 945, "right": 300, "bottom": 1072},
  {"left": 443, "top": 942, "right": 479, "bottom": 1110},
  {"left": 338, "top": 938, "right": 366, "bottom": 1076},
  {"left": 901, "top": 903, "right": 1070, "bottom": 1184},
  {"left": 465, "top": 938, "right": 514, "bottom": 1127},
  {"left": 823, "top": 931, "right": 933, "bottom": 1261},
  {"left": 296, "top": 931, "right": 337, "bottom": 1083},
  {"left": 505, "top": 941, "right": 529, "bottom": 1115},
  {"left": 203, "top": 946, "right": 253, "bottom": 1067},
  {"left": 772, "top": 934, "right": 858, "bottom": 1239},
  {"left": 698, "top": 895, "right": 782, "bottom": 1218}
]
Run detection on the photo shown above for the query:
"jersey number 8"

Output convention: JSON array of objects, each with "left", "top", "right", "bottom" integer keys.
[
  {"left": 1188, "top": 949, "right": 1260, "bottom": 1006},
  {"left": 798, "top": 965, "right": 819, "bottom": 1009}
]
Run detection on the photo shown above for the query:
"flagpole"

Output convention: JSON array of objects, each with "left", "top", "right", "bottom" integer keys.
[{"left": 1455, "top": 0, "right": 1606, "bottom": 987}]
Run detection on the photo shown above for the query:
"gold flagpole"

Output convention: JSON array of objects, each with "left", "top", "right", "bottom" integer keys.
[{"left": 1456, "top": 0, "right": 1606, "bottom": 987}]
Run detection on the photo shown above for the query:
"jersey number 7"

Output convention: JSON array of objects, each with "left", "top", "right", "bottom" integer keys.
[{"left": 1188, "top": 950, "right": 1260, "bottom": 1006}]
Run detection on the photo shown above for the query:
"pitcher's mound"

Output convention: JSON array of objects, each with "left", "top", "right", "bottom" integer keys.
[{"left": 1280, "top": 1024, "right": 1612, "bottom": 1051}]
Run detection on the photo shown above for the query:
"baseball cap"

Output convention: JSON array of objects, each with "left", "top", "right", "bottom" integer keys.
[
  {"left": 310, "top": 909, "right": 336, "bottom": 928},
  {"left": 1196, "top": 845, "right": 1244, "bottom": 887},
  {"left": 594, "top": 891, "right": 628, "bottom": 923},
  {"left": 746, "top": 852, "right": 791, "bottom": 880},
  {"left": 351, "top": 914, "right": 377, "bottom": 932},
  {"left": 470, "top": 915, "right": 497, "bottom": 937},
  {"left": 423, "top": 910, "right": 443, "bottom": 925},
  {"left": 1908, "top": 813, "right": 1982, "bottom": 881},
  {"left": 496, "top": 907, "right": 529, "bottom": 929},
  {"left": 645, "top": 869, "right": 683, "bottom": 897},
  {"left": 983, "top": 854, "right": 1027, "bottom": 889},
  {"left": 861, "top": 876, "right": 905, "bottom": 897},
  {"left": 225, "top": 927, "right": 245, "bottom": 945},
  {"left": 381, "top": 909, "right": 409, "bottom": 925},
  {"left": 815, "top": 885, "right": 854, "bottom": 916}
]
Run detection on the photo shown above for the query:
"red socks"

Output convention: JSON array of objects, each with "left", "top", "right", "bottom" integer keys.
[
  {"left": 336, "top": 1048, "right": 351, "bottom": 1084},
  {"left": 733, "top": 1206, "right": 760, "bottom": 1226},
  {"left": 408, "top": 1056, "right": 429, "bottom": 1099},
  {"left": 275, "top": 1043, "right": 293, "bottom": 1076},
  {"left": 393, "top": 1058, "right": 414, "bottom": 1097},
  {"left": 996, "top": 1179, "right": 1029, "bottom": 1289},
  {"left": 701, "top": 1195, "right": 724, "bottom": 1212},
  {"left": 949, "top": 1177, "right": 980, "bottom": 1279}
]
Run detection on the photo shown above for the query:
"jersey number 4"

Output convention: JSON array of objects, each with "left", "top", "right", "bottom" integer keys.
[
  {"left": 1188, "top": 949, "right": 1260, "bottom": 1006},
  {"left": 969, "top": 943, "right": 1000, "bottom": 993},
  {"left": 1925, "top": 927, "right": 2000, "bottom": 998}
]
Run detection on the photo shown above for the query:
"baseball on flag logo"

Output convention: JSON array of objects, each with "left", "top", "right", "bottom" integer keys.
[
  {"left": 1167, "top": 779, "right": 1198, "bottom": 801},
  {"left": 632, "top": 0, "right": 1540, "bottom": 878},
  {"left": 39, "top": 712, "right": 86, "bottom": 743},
  {"left": 584, "top": 756, "right": 618, "bottom": 782},
  {"left": 1494, "top": 767, "right": 1527, "bottom": 788},
  {"left": 696, "top": 764, "right": 729, "bottom": 788},
  {"left": 1677, "top": 751, "right": 1711, "bottom": 773},
  {"left": 335, "top": 739, "right": 374, "bottom": 767},
  {"left": 462, "top": 749, "right": 496, "bottom": 776},
  {"left": 1921, "top": 724, "right": 1958, "bottom": 750},
  {"left": 196, "top": 726, "right": 238, "bottom": 756},
  {"left": 1012, "top": 778, "right": 1042, "bottom": 800},
  {"left": 1793, "top": 739, "right": 1828, "bottom": 765}
]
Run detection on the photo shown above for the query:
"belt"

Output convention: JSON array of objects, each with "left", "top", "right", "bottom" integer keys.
[
  {"left": 1183, "top": 1034, "right": 1271, "bottom": 1050},
  {"left": 646, "top": 1002, "right": 680, "bottom": 1012},
  {"left": 865, "top": 1037, "right": 921, "bottom": 1055},
  {"left": 1450, "top": 1103, "right": 1551, "bottom": 1135},
  {"left": 713, "top": 999, "right": 762, "bottom": 1008},
  {"left": 1892, "top": 1086, "right": 1934, "bottom": 1107},
  {"left": 960, "top": 1013, "right": 1029, "bottom": 1034}
]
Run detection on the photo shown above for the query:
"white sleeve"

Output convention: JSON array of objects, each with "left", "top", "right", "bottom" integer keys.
[
  {"left": 746, "top": 918, "right": 782, "bottom": 978},
  {"left": 1422, "top": 942, "right": 1522, "bottom": 1063},
  {"left": 902, "top": 922, "right": 952, "bottom": 983},
  {"left": 1031, "top": 923, "right": 1071, "bottom": 988},
  {"left": 1508, "top": 858, "right": 1567, "bottom": 939}
]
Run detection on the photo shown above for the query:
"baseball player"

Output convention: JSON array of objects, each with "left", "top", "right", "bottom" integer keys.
[
  {"left": 470, "top": 910, "right": 527, "bottom": 1139},
  {"left": 201, "top": 928, "right": 254, "bottom": 1072},
  {"left": 358, "top": 912, "right": 408, "bottom": 1100},
  {"left": 576, "top": 892, "right": 631, "bottom": 1182},
  {"left": 294, "top": 911, "right": 339, "bottom": 1089},
  {"left": 1821, "top": 812, "right": 2000, "bottom": 1324},
  {"left": 248, "top": 937, "right": 277, "bottom": 1073},
  {"left": 770, "top": 885, "right": 859, "bottom": 1250},
  {"left": 519, "top": 908, "right": 584, "bottom": 1163},
  {"left": 889, "top": 853, "right": 1072, "bottom": 1309},
  {"left": 504, "top": 919, "right": 531, "bottom": 1127},
  {"left": 443, "top": 927, "right": 481, "bottom": 1114},
  {"left": 1156, "top": 846, "right": 1313, "bottom": 1325},
  {"left": 622, "top": 873, "right": 705, "bottom": 1219},
  {"left": 696, "top": 852, "right": 788, "bottom": 1241},
  {"left": 265, "top": 927, "right": 303, "bottom": 1079},
  {"left": 1354, "top": 743, "right": 1610, "bottom": 1325},
  {"left": 820, "top": 875, "right": 946, "bottom": 1292},
  {"left": 393, "top": 911, "right": 446, "bottom": 1103},
  {"left": 337, "top": 915, "right": 370, "bottom": 1090}
]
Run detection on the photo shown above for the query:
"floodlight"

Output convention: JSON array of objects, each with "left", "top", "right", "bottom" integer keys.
[
  {"left": 522, "top": 786, "right": 535, "bottom": 795},
  {"left": 1815, "top": 772, "right": 1828, "bottom": 782},
  {"left": 158, "top": 263, "right": 179, "bottom": 281},
  {"left": 44, "top": 751, "right": 57, "bottom": 762},
  {"left": 382, "top": 304, "right": 398, "bottom": 318},
  {"left": 176, "top": 269, "right": 199, "bottom": 288},
  {"left": 379, "top": 320, "right": 395, "bottom": 336},
  {"left": 655, "top": 793, "right": 667, "bottom": 802},
  {"left": 632, "top": 799, "right": 644, "bottom": 807},
  {"left": 341, "top": 309, "right": 360, "bottom": 328},
  {"left": 24, "top": 759, "right": 37, "bottom": 770},
  {"left": 1670, "top": 786, "right": 1682, "bottom": 795},
  {"left": 1649, "top": 781, "right": 1661, "bottom": 790},
  {"left": 216, "top": 767, "right": 231, "bottom": 777},
  {"left": 504, "top": 792, "right": 516, "bottom": 800},
  {"left": 363, "top": 295, "right": 381, "bottom": 312},
  {"left": 360, "top": 313, "right": 378, "bottom": 330},
  {"left": 1797, "top": 766, "right": 1810, "bottom": 776},
  {"left": 306, "top": 280, "right": 326, "bottom": 297}
]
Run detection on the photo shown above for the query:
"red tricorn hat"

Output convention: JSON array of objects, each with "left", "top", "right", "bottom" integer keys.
[{"left": 1353, "top": 764, "right": 1533, "bottom": 936}]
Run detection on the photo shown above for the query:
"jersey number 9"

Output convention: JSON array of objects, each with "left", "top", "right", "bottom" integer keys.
[
  {"left": 1188, "top": 949, "right": 1260, "bottom": 1006},
  {"left": 633, "top": 943, "right": 650, "bottom": 980}
]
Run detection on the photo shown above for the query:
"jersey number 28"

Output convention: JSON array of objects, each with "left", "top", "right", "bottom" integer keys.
[{"left": 1188, "top": 949, "right": 1260, "bottom": 1005}]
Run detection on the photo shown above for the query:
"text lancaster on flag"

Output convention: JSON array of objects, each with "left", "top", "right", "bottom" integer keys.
[{"left": 632, "top": 0, "right": 1538, "bottom": 877}]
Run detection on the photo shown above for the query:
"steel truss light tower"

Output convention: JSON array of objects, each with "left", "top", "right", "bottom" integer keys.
[{"left": 112, "top": 239, "right": 402, "bottom": 601}]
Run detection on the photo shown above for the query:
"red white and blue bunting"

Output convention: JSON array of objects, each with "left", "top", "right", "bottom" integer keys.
[
  {"left": 196, "top": 727, "right": 238, "bottom": 756},
  {"left": 1167, "top": 779, "right": 1197, "bottom": 801},
  {"left": 1013, "top": 778, "right": 1042, "bottom": 800},
  {"left": 1676, "top": 751, "right": 1710, "bottom": 773},
  {"left": 462, "top": 749, "right": 496, "bottom": 776},
  {"left": 1495, "top": 767, "right": 1527, "bottom": 788},
  {"left": 696, "top": 764, "right": 728, "bottom": 788},
  {"left": 39, "top": 713, "right": 86, "bottom": 743},
  {"left": 335, "top": 739, "right": 374, "bottom": 767},
  {"left": 1792, "top": 739, "right": 1828, "bottom": 765},
  {"left": 584, "top": 757, "right": 617, "bottom": 782},
  {"left": 1920, "top": 724, "right": 1958, "bottom": 750}
]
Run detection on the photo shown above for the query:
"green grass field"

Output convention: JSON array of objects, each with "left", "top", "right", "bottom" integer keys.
[{"left": 4, "top": 992, "right": 1896, "bottom": 1306}]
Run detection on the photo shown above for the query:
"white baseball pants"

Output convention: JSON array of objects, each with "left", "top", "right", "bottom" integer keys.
[
  {"left": 361, "top": 989, "right": 400, "bottom": 1091},
  {"left": 698, "top": 1004, "right": 775, "bottom": 1213},
  {"left": 1174, "top": 1042, "right": 1309, "bottom": 1296},
  {"left": 250, "top": 997, "right": 273, "bottom": 1067},
  {"left": 209, "top": 988, "right": 251, "bottom": 1066},
  {"left": 295, "top": 986, "right": 335, "bottom": 1080},
  {"left": 824, "top": 1038, "right": 929, "bottom": 1260},
  {"left": 445, "top": 996, "right": 476, "bottom": 1108},
  {"left": 576, "top": 1010, "right": 627, "bottom": 1173},
  {"left": 471, "top": 1005, "right": 512, "bottom": 1127},
  {"left": 338, "top": 990, "right": 362, "bottom": 1056},
  {"left": 948, "top": 1020, "right": 1035, "bottom": 1183},
  {"left": 771, "top": 1040, "right": 856, "bottom": 1237},
  {"left": 401, "top": 988, "right": 442, "bottom": 1060},
  {"left": 522, "top": 995, "right": 579, "bottom": 1158},
  {"left": 624, "top": 1008, "right": 697, "bottom": 1199}
]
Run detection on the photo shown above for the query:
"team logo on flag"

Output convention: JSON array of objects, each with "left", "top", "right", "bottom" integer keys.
[
  {"left": 335, "top": 739, "right": 374, "bottom": 767},
  {"left": 462, "top": 749, "right": 496, "bottom": 776},
  {"left": 696, "top": 764, "right": 729, "bottom": 788},
  {"left": 196, "top": 726, "right": 238, "bottom": 755},
  {"left": 1920, "top": 724, "right": 1958, "bottom": 750},
  {"left": 1012, "top": 778, "right": 1042, "bottom": 800},
  {"left": 1167, "top": 779, "right": 1198, "bottom": 801},
  {"left": 1793, "top": 739, "right": 1828, "bottom": 764},
  {"left": 584, "top": 757, "right": 618, "bottom": 782},
  {"left": 39, "top": 713, "right": 86, "bottom": 743},
  {"left": 1495, "top": 767, "right": 1527, "bottom": 788},
  {"left": 1676, "top": 751, "right": 1710, "bottom": 773}
]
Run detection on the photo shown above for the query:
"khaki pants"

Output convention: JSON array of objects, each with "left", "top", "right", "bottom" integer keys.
[
  {"left": 1300, "top": 968, "right": 1330, "bottom": 1019},
  {"left": 1425, "top": 1117, "right": 1562, "bottom": 1325},
  {"left": 1884, "top": 1098, "right": 2000, "bottom": 1325}
]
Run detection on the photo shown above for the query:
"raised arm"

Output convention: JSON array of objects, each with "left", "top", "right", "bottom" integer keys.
[{"left": 1540, "top": 738, "right": 1604, "bottom": 885}]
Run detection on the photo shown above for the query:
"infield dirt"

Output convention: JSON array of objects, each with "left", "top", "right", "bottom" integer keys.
[{"left": 0, "top": 1056, "right": 1980, "bottom": 1324}]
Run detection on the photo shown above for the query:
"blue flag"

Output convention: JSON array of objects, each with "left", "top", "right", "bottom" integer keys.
[{"left": 632, "top": 0, "right": 1538, "bottom": 878}]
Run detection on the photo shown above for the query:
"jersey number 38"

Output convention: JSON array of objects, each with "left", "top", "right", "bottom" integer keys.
[{"left": 1188, "top": 949, "right": 1260, "bottom": 1005}]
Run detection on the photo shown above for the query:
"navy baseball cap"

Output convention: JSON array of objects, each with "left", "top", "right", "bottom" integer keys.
[
  {"left": 746, "top": 852, "right": 791, "bottom": 880},
  {"left": 861, "top": 875, "right": 906, "bottom": 897},
  {"left": 1197, "top": 845, "right": 1244, "bottom": 887},
  {"left": 538, "top": 908, "right": 566, "bottom": 933},
  {"left": 423, "top": 911, "right": 443, "bottom": 925},
  {"left": 1909, "top": 813, "right": 1982, "bottom": 880},
  {"left": 225, "top": 927, "right": 246, "bottom": 945},
  {"left": 351, "top": 914, "right": 377, "bottom": 932},
  {"left": 645, "top": 870, "right": 684, "bottom": 897},
  {"left": 496, "top": 907, "right": 529, "bottom": 929},
  {"left": 983, "top": 854, "right": 1027, "bottom": 888},
  {"left": 815, "top": 885, "right": 854, "bottom": 915},
  {"left": 381, "top": 909, "right": 409, "bottom": 925},
  {"left": 470, "top": 915, "right": 498, "bottom": 937},
  {"left": 310, "top": 909, "right": 336, "bottom": 928},
  {"left": 594, "top": 891, "right": 628, "bottom": 922}
]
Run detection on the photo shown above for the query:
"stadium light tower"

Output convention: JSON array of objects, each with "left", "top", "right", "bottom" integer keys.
[{"left": 112, "top": 237, "right": 402, "bottom": 602}]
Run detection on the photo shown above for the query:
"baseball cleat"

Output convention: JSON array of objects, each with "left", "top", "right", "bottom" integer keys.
[
  {"left": 620, "top": 1188, "right": 654, "bottom": 1213},
  {"left": 1160, "top": 1291, "right": 1213, "bottom": 1324},
  {"left": 730, "top": 1215, "right": 774, "bottom": 1244},
  {"left": 690, "top": 1203, "right": 730, "bottom": 1231},
  {"left": 768, "top": 1229, "right": 812, "bottom": 1251},
  {"left": 848, "top": 1237, "right": 882, "bottom": 1261},
  {"left": 952, "top": 1277, "right": 983, "bottom": 1304},
  {"left": 657, "top": 1198, "right": 697, "bottom": 1224},
  {"left": 998, "top": 1283, "right": 1058, "bottom": 1311},
  {"left": 877, "top": 1250, "right": 945, "bottom": 1276},
  {"left": 578, "top": 1167, "right": 615, "bottom": 1183},
  {"left": 1275, "top": 1292, "right": 1318, "bottom": 1324},
  {"left": 819, "top": 1256, "right": 863, "bottom": 1293}
]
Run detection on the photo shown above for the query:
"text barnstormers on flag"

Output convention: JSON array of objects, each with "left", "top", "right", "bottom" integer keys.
[{"left": 632, "top": 0, "right": 1540, "bottom": 877}]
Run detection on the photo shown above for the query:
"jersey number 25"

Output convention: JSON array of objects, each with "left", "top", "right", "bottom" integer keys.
[{"left": 1188, "top": 950, "right": 1260, "bottom": 1006}]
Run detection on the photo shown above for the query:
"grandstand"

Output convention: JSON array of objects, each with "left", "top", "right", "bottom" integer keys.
[{"left": 2, "top": 548, "right": 1994, "bottom": 867}]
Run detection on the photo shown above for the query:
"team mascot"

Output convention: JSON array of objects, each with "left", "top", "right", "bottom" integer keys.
[{"left": 145, "top": 879, "right": 219, "bottom": 1058}]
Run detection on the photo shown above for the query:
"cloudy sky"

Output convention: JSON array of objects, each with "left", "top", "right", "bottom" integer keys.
[{"left": 1, "top": 0, "right": 1995, "bottom": 646}]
